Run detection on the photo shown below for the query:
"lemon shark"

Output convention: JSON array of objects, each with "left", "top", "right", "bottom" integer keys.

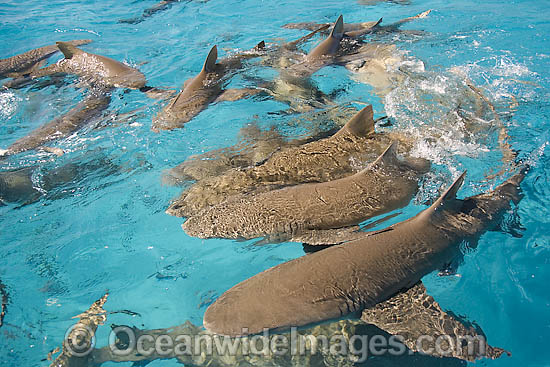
[
  {"left": 279, "top": 14, "right": 345, "bottom": 81},
  {"left": 167, "top": 105, "right": 416, "bottom": 218},
  {"left": 119, "top": 0, "right": 209, "bottom": 25},
  {"left": 202, "top": 169, "right": 527, "bottom": 361},
  {"left": 21, "top": 42, "right": 147, "bottom": 89},
  {"left": 282, "top": 10, "right": 431, "bottom": 39},
  {"left": 0, "top": 39, "right": 91, "bottom": 79},
  {"left": 0, "top": 88, "right": 111, "bottom": 157},
  {"left": 152, "top": 42, "right": 265, "bottom": 131},
  {"left": 182, "top": 141, "right": 430, "bottom": 241}
]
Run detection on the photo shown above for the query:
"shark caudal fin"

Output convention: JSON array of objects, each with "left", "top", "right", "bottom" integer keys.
[
  {"left": 494, "top": 165, "right": 529, "bottom": 204},
  {"left": 202, "top": 45, "right": 218, "bottom": 73},
  {"left": 56, "top": 42, "right": 82, "bottom": 59},
  {"left": 338, "top": 105, "right": 375, "bottom": 137},
  {"left": 330, "top": 15, "right": 344, "bottom": 38}
]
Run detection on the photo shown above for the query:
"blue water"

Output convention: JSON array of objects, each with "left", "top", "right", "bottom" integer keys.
[{"left": 0, "top": 0, "right": 549, "bottom": 366}]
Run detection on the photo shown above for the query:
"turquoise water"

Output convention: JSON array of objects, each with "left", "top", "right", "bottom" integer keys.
[{"left": 0, "top": 0, "right": 549, "bottom": 365}]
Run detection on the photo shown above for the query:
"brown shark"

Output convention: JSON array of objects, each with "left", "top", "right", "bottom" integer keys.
[
  {"left": 167, "top": 105, "right": 414, "bottom": 218},
  {"left": 152, "top": 42, "right": 265, "bottom": 131},
  {"left": 282, "top": 10, "right": 431, "bottom": 39},
  {"left": 281, "top": 14, "right": 345, "bottom": 80},
  {"left": 48, "top": 293, "right": 108, "bottom": 367},
  {"left": 203, "top": 169, "right": 526, "bottom": 361},
  {"left": 182, "top": 141, "right": 430, "bottom": 241},
  {"left": 163, "top": 106, "right": 357, "bottom": 186},
  {"left": 119, "top": 0, "right": 180, "bottom": 24},
  {"left": 0, "top": 88, "right": 111, "bottom": 157},
  {"left": 26, "top": 42, "right": 147, "bottom": 89},
  {"left": 0, "top": 39, "right": 92, "bottom": 79}
]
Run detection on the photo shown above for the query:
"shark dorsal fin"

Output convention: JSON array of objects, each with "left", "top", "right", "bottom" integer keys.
[
  {"left": 342, "top": 105, "right": 375, "bottom": 137},
  {"left": 419, "top": 171, "right": 466, "bottom": 220},
  {"left": 255, "top": 41, "right": 266, "bottom": 51},
  {"left": 202, "top": 45, "right": 218, "bottom": 73},
  {"left": 56, "top": 42, "right": 82, "bottom": 59},
  {"left": 355, "top": 142, "right": 398, "bottom": 176},
  {"left": 369, "top": 141, "right": 398, "bottom": 168},
  {"left": 330, "top": 15, "right": 344, "bottom": 38}
]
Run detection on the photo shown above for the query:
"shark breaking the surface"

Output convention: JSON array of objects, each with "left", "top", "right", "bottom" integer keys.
[
  {"left": 167, "top": 105, "right": 415, "bottom": 218},
  {"left": 0, "top": 39, "right": 92, "bottom": 79},
  {"left": 152, "top": 42, "right": 265, "bottom": 131},
  {"left": 182, "top": 142, "right": 429, "bottom": 241},
  {"left": 203, "top": 169, "right": 527, "bottom": 361}
]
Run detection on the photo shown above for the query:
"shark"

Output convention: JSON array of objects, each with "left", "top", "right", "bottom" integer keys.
[
  {"left": 47, "top": 293, "right": 109, "bottom": 367},
  {"left": 182, "top": 141, "right": 430, "bottom": 241},
  {"left": 20, "top": 42, "right": 147, "bottom": 89},
  {"left": 0, "top": 39, "right": 91, "bottom": 79},
  {"left": 277, "top": 14, "right": 345, "bottom": 82},
  {"left": 162, "top": 106, "right": 357, "bottom": 186},
  {"left": 202, "top": 169, "right": 527, "bottom": 361},
  {"left": 167, "top": 105, "right": 415, "bottom": 218},
  {"left": 118, "top": 0, "right": 209, "bottom": 25},
  {"left": 49, "top": 299, "right": 464, "bottom": 367},
  {"left": 152, "top": 42, "right": 265, "bottom": 131},
  {"left": 0, "top": 88, "right": 111, "bottom": 157},
  {"left": 282, "top": 10, "right": 431, "bottom": 39},
  {"left": 0, "top": 151, "right": 125, "bottom": 206}
]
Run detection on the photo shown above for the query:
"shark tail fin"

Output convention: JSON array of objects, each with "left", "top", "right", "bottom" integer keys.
[
  {"left": 330, "top": 15, "right": 344, "bottom": 38},
  {"left": 56, "top": 42, "right": 81, "bottom": 59},
  {"left": 374, "top": 17, "right": 383, "bottom": 27},
  {"left": 494, "top": 165, "right": 529, "bottom": 204},
  {"left": 202, "top": 45, "right": 218, "bottom": 73},
  {"left": 342, "top": 105, "right": 375, "bottom": 137}
]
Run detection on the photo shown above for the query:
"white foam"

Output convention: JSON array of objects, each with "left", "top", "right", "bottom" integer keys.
[{"left": 0, "top": 91, "right": 20, "bottom": 118}]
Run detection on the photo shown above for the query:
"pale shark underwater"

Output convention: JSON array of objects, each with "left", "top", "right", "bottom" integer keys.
[
  {"left": 46, "top": 292, "right": 466, "bottom": 367},
  {"left": 0, "top": 88, "right": 111, "bottom": 157},
  {"left": 202, "top": 169, "right": 527, "bottom": 361}
]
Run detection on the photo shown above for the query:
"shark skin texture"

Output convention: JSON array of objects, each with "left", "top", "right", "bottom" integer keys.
[{"left": 202, "top": 169, "right": 526, "bottom": 362}]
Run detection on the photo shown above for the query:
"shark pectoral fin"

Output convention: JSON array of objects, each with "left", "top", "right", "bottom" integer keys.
[
  {"left": 214, "top": 88, "right": 261, "bottom": 103},
  {"left": 5, "top": 59, "right": 47, "bottom": 78},
  {"left": 202, "top": 45, "right": 218, "bottom": 73},
  {"left": 56, "top": 41, "right": 81, "bottom": 59},
  {"left": 285, "top": 24, "right": 331, "bottom": 50},
  {"left": 341, "top": 105, "right": 375, "bottom": 137},
  {"left": 330, "top": 15, "right": 344, "bottom": 38},
  {"left": 361, "top": 282, "right": 509, "bottom": 361},
  {"left": 281, "top": 22, "right": 322, "bottom": 31},
  {"left": 291, "top": 226, "right": 366, "bottom": 246}
]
